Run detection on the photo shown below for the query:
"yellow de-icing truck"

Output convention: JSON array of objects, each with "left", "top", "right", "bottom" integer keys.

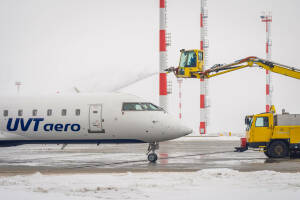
[
  {"left": 166, "top": 49, "right": 300, "bottom": 80},
  {"left": 242, "top": 107, "right": 300, "bottom": 158},
  {"left": 166, "top": 49, "right": 300, "bottom": 158}
]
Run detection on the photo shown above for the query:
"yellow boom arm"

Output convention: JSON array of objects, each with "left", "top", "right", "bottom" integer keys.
[
  {"left": 166, "top": 49, "right": 300, "bottom": 80},
  {"left": 204, "top": 56, "right": 300, "bottom": 80}
]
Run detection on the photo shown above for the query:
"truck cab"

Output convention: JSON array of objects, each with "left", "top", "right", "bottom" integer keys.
[
  {"left": 244, "top": 109, "right": 300, "bottom": 158},
  {"left": 176, "top": 49, "right": 204, "bottom": 78},
  {"left": 245, "top": 113, "right": 274, "bottom": 148}
]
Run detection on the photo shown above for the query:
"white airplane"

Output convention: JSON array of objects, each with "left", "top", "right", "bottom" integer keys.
[{"left": 0, "top": 92, "right": 192, "bottom": 162}]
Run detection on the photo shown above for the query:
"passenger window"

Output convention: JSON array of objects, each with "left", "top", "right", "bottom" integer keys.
[
  {"left": 62, "top": 109, "right": 67, "bottom": 116},
  {"left": 18, "top": 109, "right": 23, "bottom": 116},
  {"left": 3, "top": 110, "right": 8, "bottom": 117},
  {"left": 32, "top": 109, "right": 38, "bottom": 116},
  {"left": 75, "top": 109, "right": 80, "bottom": 116},
  {"left": 47, "top": 109, "right": 52, "bottom": 116},
  {"left": 255, "top": 117, "right": 269, "bottom": 127},
  {"left": 122, "top": 103, "right": 143, "bottom": 111}
]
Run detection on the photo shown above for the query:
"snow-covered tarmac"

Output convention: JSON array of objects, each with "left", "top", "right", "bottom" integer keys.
[
  {"left": 1, "top": 137, "right": 300, "bottom": 173},
  {"left": 1, "top": 137, "right": 300, "bottom": 199},
  {"left": 1, "top": 169, "right": 300, "bottom": 200}
]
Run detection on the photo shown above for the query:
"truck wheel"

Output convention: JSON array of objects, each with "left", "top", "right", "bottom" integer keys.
[{"left": 268, "top": 141, "right": 289, "bottom": 158}]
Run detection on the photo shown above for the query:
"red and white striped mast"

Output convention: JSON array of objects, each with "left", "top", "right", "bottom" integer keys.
[
  {"left": 200, "top": 0, "right": 208, "bottom": 134},
  {"left": 159, "top": 0, "right": 169, "bottom": 111},
  {"left": 15, "top": 81, "right": 22, "bottom": 94},
  {"left": 260, "top": 12, "right": 272, "bottom": 112}
]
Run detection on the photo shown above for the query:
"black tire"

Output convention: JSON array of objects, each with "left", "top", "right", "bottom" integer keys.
[
  {"left": 147, "top": 153, "right": 158, "bottom": 163},
  {"left": 267, "top": 141, "right": 289, "bottom": 158}
]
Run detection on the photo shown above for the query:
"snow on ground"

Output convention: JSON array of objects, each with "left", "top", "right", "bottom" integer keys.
[
  {"left": 1, "top": 169, "right": 300, "bottom": 200},
  {"left": 175, "top": 136, "right": 241, "bottom": 141}
]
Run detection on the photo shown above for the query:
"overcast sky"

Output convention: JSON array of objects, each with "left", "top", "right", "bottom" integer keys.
[{"left": 0, "top": 0, "right": 300, "bottom": 134}]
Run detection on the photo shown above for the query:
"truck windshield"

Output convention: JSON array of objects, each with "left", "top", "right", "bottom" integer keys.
[
  {"left": 245, "top": 116, "right": 253, "bottom": 131},
  {"left": 179, "top": 51, "right": 197, "bottom": 67}
]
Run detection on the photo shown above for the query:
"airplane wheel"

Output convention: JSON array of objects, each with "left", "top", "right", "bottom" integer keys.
[
  {"left": 268, "top": 141, "right": 289, "bottom": 158},
  {"left": 148, "top": 153, "right": 158, "bottom": 163}
]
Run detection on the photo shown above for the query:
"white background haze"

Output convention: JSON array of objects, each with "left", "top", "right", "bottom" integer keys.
[{"left": 0, "top": 0, "right": 300, "bottom": 134}]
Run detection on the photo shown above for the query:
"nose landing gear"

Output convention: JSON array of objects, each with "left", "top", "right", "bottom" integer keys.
[
  {"left": 147, "top": 142, "right": 159, "bottom": 163},
  {"left": 147, "top": 153, "right": 158, "bottom": 163}
]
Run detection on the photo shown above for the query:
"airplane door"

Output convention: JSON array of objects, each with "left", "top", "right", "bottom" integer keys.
[{"left": 88, "top": 104, "right": 105, "bottom": 133}]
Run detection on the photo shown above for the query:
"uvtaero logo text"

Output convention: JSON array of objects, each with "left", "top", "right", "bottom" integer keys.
[{"left": 6, "top": 118, "right": 80, "bottom": 132}]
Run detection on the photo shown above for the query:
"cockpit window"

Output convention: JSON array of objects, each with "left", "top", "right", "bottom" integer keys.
[
  {"left": 122, "top": 103, "right": 142, "bottom": 111},
  {"left": 141, "top": 103, "right": 161, "bottom": 111},
  {"left": 179, "top": 51, "right": 197, "bottom": 67},
  {"left": 179, "top": 52, "right": 188, "bottom": 67},
  {"left": 122, "top": 103, "right": 163, "bottom": 111}
]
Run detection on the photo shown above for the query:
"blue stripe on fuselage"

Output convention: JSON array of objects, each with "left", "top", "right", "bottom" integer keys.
[{"left": 0, "top": 139, "right": 146, "bottom": 147}]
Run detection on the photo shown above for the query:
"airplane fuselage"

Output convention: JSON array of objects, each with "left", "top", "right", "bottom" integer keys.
[{"left": 0, "top": 93, "right": 192, "bottom": 146}]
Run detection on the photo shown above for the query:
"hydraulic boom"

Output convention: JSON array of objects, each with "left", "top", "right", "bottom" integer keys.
[{"left": 166, "top": 49, "right": 300, "bottom": 80}]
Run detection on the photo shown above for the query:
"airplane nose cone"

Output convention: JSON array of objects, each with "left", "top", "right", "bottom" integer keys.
[
  {"left": 179, "top": 125, "right": 193, "bottom": 136},
  {"left": 169, "top": 118, "right": 193, "bottom": 138},
  {"left": 184, "top": 126, "right": 193, "bottom": 135},
  {"left": 155, "top": 114, "right": 193, "bottom": 141}
]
